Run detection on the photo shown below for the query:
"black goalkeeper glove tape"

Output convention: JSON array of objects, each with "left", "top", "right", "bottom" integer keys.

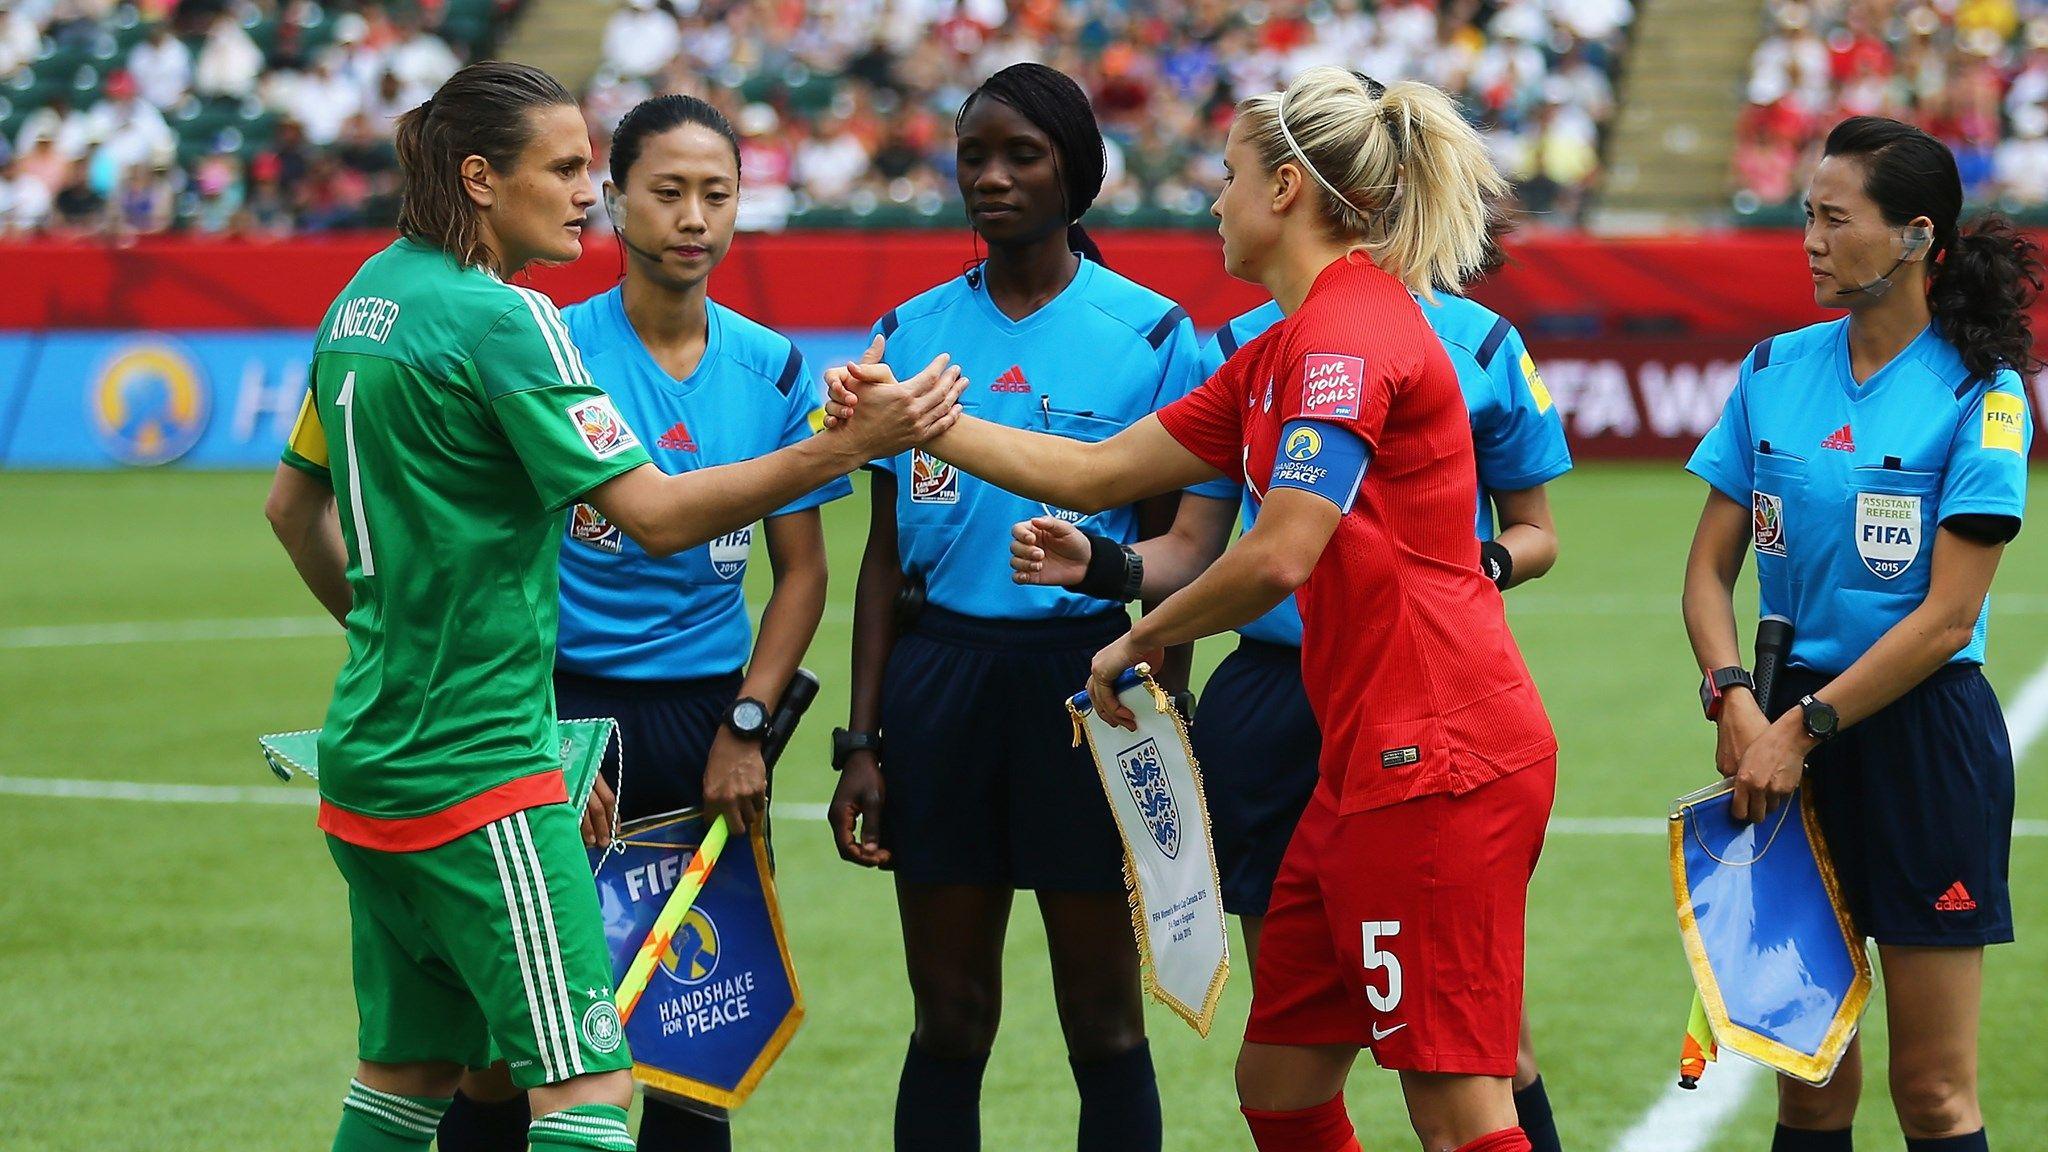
[
  {"left": 1065, "top": 531, "right": 1142, "bottom": 603},
  {"left": 1480, "top": 539, "right": 1514, "bottom": 590}
]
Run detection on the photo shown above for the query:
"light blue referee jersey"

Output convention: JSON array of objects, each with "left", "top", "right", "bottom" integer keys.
[
  {"left": 1688, "top": 319, "right": 2031, "bottom": 674},
  {"left": 871, "top": 259, "right": 1235, "bottom": 619},
  {"left": 554, "top": 287, "right": 852, "bottom": 679},
  {"left": 1199, "top": 294, "right": 1573, "bottom": 647}
]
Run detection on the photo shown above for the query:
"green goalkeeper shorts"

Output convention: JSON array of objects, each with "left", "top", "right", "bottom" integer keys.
[{"left": 325, "top": 803, "right": 632, "bottom": 1090}]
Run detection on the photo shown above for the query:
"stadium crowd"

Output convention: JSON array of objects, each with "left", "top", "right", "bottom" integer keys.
[
  {"left": 1735, "top": 0, "right": 2048, "bottom": 211},
  {"left": 0, "top": 0, "right": 1631, "bottom": 237}
]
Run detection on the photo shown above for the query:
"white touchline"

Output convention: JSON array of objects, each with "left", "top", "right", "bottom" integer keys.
[
  {"left": 0, "top": 617, "right": 339, "bottom": 650},
  {"left": 1610, "top": 647, "right": 2048, "bottom": 1152}
]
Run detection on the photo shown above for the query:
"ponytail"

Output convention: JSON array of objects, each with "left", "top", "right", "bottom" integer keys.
[
  {"left": 1928, "top": 215, "right": 2042, "bottom": 381},
  {"left": 1237, "top": 68, "right": 1505, "bottom": 297}
]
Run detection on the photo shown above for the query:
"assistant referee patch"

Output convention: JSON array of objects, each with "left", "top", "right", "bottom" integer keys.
[{"left": 1982, "top": 391, "right": 2024, "bottom": 454}]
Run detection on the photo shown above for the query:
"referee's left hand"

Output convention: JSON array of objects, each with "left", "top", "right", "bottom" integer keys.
[
  {"left": 1730, "top": 718, "right": 1809, "bottom": 823},
  {"left": 1088, "top": 634, "right": 1162, "bottom": 731}
]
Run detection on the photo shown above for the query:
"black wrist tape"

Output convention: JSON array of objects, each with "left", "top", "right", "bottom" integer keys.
[
  {"left": 1068, "top": 531, "right": 1136, "bottom": 602},
  {"left": 1480, "top": 539, "right": 1514, "bottom": 590}
]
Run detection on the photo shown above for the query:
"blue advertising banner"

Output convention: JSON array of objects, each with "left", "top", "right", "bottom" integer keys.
[
  {"left": 591, "top": 810, "right": 802, "bottom": 1112},
  {"left": 0, "top": 330, "right": 879, "bottom": 469}
]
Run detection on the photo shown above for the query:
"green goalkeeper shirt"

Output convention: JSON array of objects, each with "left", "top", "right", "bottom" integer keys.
[{"left": 282, "top": 238, "right": 651, "bottom": 850}]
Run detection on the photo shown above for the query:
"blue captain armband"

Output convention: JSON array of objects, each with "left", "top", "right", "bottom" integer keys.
[{"left": 1269, "top": 421, "right": 1370, "bottom": 513}]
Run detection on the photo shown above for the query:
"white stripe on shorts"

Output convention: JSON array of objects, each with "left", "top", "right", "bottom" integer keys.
[
  {"left": 515, "top": 810, "right": 586, "bottom": 1078},
  {"left": 499, "top": 814, "right": 580, "bottom": 1079},
  {"left": 488, "top": 819, "right": 565, "bottom": 1083}
]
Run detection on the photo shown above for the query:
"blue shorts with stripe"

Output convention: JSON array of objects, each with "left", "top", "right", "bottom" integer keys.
[
  {"left": 879, "top": 605, "right": 1131, "bottom": 891},
  {"left": 1189, "top": 638, "right": 1321, "bottom": 917},
  {"left": 1781, "top": 663, "right": 2015, "bottom": 947},
  {"left": 554, "top": 667, "right": 742, "bottom": 823}
]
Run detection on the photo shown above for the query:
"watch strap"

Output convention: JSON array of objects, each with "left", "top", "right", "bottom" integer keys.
[{"left": 831, "top": 727, "right": 883, "bottom": 770}]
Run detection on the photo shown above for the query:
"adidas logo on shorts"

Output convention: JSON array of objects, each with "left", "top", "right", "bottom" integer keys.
[{"left": 1934, "top": 881, "right": 1977, "bottom": 912}]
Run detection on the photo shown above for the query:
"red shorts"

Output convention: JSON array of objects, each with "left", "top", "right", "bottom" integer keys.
[{"left": 1245, "top": 757, "right": 1555, "bottom": 1075}]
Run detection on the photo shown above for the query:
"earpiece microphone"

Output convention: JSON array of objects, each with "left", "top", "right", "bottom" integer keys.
[
  {"left": 1834, "top": 223, "right": 1935, "bottom": 298},
  {"left": 606, "top": 193, "right": 672, "bottom": 266}
]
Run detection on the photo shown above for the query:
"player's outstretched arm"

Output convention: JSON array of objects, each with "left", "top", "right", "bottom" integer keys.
[
  {"left": 263, "top": 462, "right": 351, "bottom": 625},
  {"left": 591, "top": 355, "right": 965, "bottom": 557},
  {"left": 1488, "top": 484, "right": 1559, "bottom": 589},
  {"left": 825, "top": 365, "right": 1220, "bottom": 513},
  {"left": 1085, "top": 488, "right": 1337, "bottom": 726}
]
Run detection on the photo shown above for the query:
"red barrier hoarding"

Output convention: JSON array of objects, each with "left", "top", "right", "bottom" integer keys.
[{"left": 8, "top": 231, "right": 2043, "bottom": 459}]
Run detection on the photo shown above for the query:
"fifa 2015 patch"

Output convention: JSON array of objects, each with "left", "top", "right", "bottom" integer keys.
[
  {"left": 709, "top": 528, "right": 750, "bottom": 580},
  {"left": 569, "top": 502, "right": 625, "bottom": 554},
  {"left": 567, "top": 395, "right": 641, "bottom": 460},
  {"left": 910, "top": 449, "right": 959, "bottom": 504},
  {"left": 1753, "top": 492, "right": 1786, "bottom": 556},
  {"left": 1520, "top": 351, "right": 1554, "bottom": 414},
  {"left": 1854, "top": 492, "right": 1921, "bottom": 580},
  {"left": 1300, "top": 354, "right": 1365, "bottom": 419},
  {"left": 1982, "top": 391, "right": 2025, "bottom": 454}
]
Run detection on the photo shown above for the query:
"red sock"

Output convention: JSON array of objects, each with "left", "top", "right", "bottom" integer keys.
[
  {"left": 1456, "top": 1128, "right": 1533, "bottom": 1152},
  {"left": 1241, "top": 1093, "right": 1361, "bottom": 1152}
]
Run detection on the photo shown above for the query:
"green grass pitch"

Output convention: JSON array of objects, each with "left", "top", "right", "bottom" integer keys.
[{"left": 1, "top": 465, "right": 2043, "bottom": 1151}]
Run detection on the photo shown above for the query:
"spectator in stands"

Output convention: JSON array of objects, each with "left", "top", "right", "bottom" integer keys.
[
  {"left": 188, "top": 150, "right": 246, "bottom": 234},
  {"left": 386, "top": 13, "right": 462, "bottom": 92},
  {"left": 195, "top": 9, "right": 264, "bottom": 100},
  {"left": 0, "top": 154, "right": 55, "bottom": 234},
  {"left": 0, "top": 4, "right": 39, "bottom": 78},
  {"left": 112, "top": 155, "right": 177, "bottom": 237},
  {"left": 128, "top": 23, "right": 192, "bottom": 111},
  {"left": 239, "top": 150, "right": 294, "bottom": 234},
  {"left": 51, "top": 164, "right": 105, "bottom": 232},
  {"left": 18, "top": 95, "right": 93, "bottom": 161},
  {"left": 792, "top": 112, "right": 870, "bottom": 203},
  {"left": 14, "top": 131, "right": 72, "bottom": 203},
  {"left": 602, "top": 0, "right": 683, "bottom": 79},
  {"left": 83, "top": 73, "right": 173, "bottom": 192},
  {"left": 283, "top": 51, "right": 365, "bottom": 146}
]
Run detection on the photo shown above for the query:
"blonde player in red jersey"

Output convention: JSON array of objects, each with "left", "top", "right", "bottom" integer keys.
[{"left": 827, "top": 67, "right": 1556, "bottom": 1152}]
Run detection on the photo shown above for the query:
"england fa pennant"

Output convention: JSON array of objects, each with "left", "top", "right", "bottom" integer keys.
[
  {"left": 1068, "top": 666, "right": 1229, "bottom": 1036},
  {"left": 591, "top": 810, "right": 803, "bottom": 1112},
  {"left": 258, "top": 717, "right": 615, "bottom": 809},
  {"left": 1669, "top": 780, "right": 1871, "bottom": 1085}
]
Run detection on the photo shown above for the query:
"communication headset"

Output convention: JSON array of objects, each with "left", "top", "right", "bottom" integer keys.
[
  {"left": 606, "top": 188, "right": 673, "bottom": 266},
  {"left": 1835, "top": 222, "right": 1935, "bottom": 298}
]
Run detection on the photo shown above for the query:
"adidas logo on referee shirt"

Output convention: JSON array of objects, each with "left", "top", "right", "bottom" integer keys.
[
  {"left": 1820, "top": 424, "right": 1855, "bottom": 452},
  {"left": 992, "top": 365, "right": 1031, "bottom": 393},
  {"left": 1934, "top": 881, "right": 1977, "bottom": 912}
]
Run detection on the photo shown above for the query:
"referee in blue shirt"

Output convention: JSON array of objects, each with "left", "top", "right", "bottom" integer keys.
[
  {"left": 824, "top": 64, "right": 1234, "bottom": 1152},
  {"left": 437, "top": 95, "right": 848, "bottom": 1152},
  {"left": 1009, "top": 285, "right": 1573, "bottom": 1152},
  {"left": 1683, "top": 117, "right": 2035, "bottom": 1152}
]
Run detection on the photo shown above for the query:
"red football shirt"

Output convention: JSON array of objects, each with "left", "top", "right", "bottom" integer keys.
[{"left": 1159, "top": 255, "right": 1556, "bottom": 812}]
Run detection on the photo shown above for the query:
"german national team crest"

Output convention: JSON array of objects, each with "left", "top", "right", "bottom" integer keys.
[
  {"left": 910, "top": 449, "right": 958, "bottom": 504},
  {"left": 1116, "top": 738, "right": 1181, "bottom": 859},
  {"left": 1753, "top": 492, "right": 1786, "bottom": 556},
  {"left": 567, "top": 396, "right": 640, "bottom": 460},
  {"left": 1854, "top": 491, "right": 1921, "bottom": 580},
  {"left": 570, "top": 502, "right": 625, "bottom": 553},
  {"left": 709, "top": 528, "right": 750, "bottom": 580}
]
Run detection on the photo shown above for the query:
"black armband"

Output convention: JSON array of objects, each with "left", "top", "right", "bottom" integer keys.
[
  {"left": 1941, "top": 513, "right": 2022, "bottom": 546},
  {"left": 1479, "top": 539, "right": 1514, "bottom": 590},
  {"left": 1065, "top": 531, "right": 1144, "bottom": 603}
]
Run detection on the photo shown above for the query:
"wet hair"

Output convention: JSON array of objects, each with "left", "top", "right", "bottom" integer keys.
[
  {"left": 956, "top": 63, "right": 1107, "bottom": 263},
  {"left": 1236, "top": 67, "right": 1506, "bottom": 296},
  {"left": 393, "top": 61, "right": 577, "bottom": 270},
  {"left": 611, "top": 94, "right": 741, "bottom": 186},
  {"left": 1824, "top": 116, "right": 2042, "bottom": 380}
]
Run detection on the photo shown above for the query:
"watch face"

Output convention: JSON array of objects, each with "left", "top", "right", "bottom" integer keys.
[{"left": 731, "top": 700, "right": 768, "bottom": 731}]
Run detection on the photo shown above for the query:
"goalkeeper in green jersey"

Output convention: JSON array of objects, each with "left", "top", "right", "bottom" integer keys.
[{"left": 262, "top": 61, "right": 964, "bottom": 1152}]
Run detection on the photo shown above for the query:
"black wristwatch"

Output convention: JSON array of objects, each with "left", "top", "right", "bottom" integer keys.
[
  {"left": 1798, "top": 695, "right": 1838, "bottom": 743},
  {"left": 725, "top": 697, "right": 770, "bottom": 740},
  {"left": 1699, "top": 666, "right": 1755, "bottom": 721},
  {"left": 831, "top": 727, "right": 883, "bottom": 770}
]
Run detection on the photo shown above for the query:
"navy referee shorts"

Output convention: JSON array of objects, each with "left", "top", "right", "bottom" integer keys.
[
  {"left": 553, "top": 667, "right": 742, "bottom": 824},
  {"left": 1188, "top": 638, "right": 1321, "bottom": 917},
  {"left": 1781, "top": 662, "right": 2015, "bottom": 947},
  {"left": 879, "top": 605, "right": 1131, "bottom": 892}
]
